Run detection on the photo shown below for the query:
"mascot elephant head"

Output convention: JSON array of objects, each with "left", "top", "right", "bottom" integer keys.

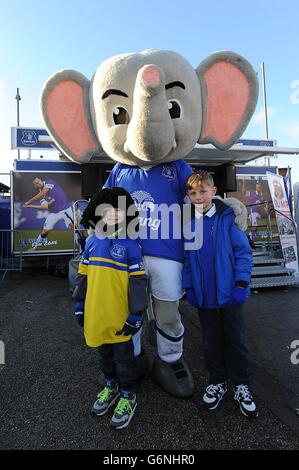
[{"left": 41, "top": 49, "right": 258, "bottom": 166}]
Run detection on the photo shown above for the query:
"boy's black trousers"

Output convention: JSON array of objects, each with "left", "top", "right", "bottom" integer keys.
[
  {"left": 197, "top": 304, "right": 251, "bottom": 386},
  {"left": 97, "top": 339, "right": 136, "bottom": 392}
]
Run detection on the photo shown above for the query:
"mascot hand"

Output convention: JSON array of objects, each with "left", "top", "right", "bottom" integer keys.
[
  {"left": 116, "top": 313, "right": 143, "bottom": 336},
  {"left": 74, "top": 300, "right": 84, "bottom": 327},
  {"left": 222, "top": 197, "right": 248, "bottom": 232}
]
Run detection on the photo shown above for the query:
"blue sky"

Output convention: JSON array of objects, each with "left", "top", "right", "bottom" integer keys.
[{"left": 1, "top": 0, "right": 299, "bottom": 180}]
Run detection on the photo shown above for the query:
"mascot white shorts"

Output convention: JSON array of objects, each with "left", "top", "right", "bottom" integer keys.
[{"left": 143, "top": 256, "right": 183, "bottom": 301}]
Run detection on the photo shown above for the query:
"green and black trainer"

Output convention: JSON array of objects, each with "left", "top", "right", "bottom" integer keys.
[
  {"left": 91, "top": 385, "right": 120, "bottom": 416},
  {"left": 110, "top": 393, "right": 137, "bottom": 429}
]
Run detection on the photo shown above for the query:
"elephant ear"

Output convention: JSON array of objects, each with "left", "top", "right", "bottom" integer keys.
[
  {"left": 40, "top": 70, "right": 102, "bottom": 163},
  {"left": 196, "top": 51, "right": 258, "bottom": 150}
]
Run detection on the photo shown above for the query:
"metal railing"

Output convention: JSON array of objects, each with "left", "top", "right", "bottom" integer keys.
[
  {"left": 245, "top": 200, "right": 299, "bottom": 260},
  {"left": 72, "top": 200, "right": 89, "bottom": 257},
  {"left": 268, "top": 207, "right": 299, "bottom": 258},
  {"left": 245, "top": 200, "right": 277, "bottom": 252},
  {"left": 0, "top": 229, "right": 23, "bottom": 280}
]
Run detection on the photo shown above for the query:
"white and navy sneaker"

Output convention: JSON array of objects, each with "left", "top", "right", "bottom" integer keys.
[
  {"left": 202, "top": 382, "right": 227, "bottom": 410},
  {"left": 234, "top": 384, "right": 258, "bottom": 418}
]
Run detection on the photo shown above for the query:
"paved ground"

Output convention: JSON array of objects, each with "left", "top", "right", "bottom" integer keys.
[{"left": 0, "top": 270, "right": 298, "bottom": 450}]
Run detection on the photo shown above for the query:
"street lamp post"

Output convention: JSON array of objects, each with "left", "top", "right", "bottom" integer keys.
[
  {"left": 15, "top": 88, "right": 21, "bottom": 160},
  {"left": 261, "top": 63, "right": 270, "bottom": 166}
]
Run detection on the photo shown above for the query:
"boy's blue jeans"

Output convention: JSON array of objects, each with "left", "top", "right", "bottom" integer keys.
[
  {"left": 97, "top": 339, "right": 136, "bottom": 392},
  {"left": 197, "top": 304, "right": 251, "bottom": 386}
]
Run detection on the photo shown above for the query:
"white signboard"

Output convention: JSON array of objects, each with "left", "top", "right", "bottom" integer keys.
[{"left": 267, "top": 172, "right": 298, "bottom": 274}]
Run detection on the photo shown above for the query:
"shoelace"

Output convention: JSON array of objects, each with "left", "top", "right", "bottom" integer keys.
[
  {"left": 114, "top": 397, "right": 133, "bottom": 415},
  {"left": 234, "top": 385, "right": 252, "bottom": 402},
  {"left": 206, "top": 383, "right": 226, "bottom": 395},
  {"left": 97, "top": 387, "right": 115, "bottom": 402}
]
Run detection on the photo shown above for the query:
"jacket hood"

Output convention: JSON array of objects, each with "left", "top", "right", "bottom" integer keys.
[{"left": 213, "top": 197, "right": 234, "bottom": 216}]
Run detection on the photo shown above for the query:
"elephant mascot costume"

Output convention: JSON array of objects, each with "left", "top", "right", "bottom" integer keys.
[{"left": 41, "top": 49, "right": 258, "bottom": 398}]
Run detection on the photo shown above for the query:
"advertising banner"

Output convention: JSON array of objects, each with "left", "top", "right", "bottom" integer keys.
[
  {"left": 266, "top": 172, "right": 299, "bottom": 274},
  {"left": 229, "top": 172, "right": 275, "bottom": 243},
  {"left": 294, "top": 182, "right": 299, "bottom": 234},
  {"left": 278, "top": 166, "right": 293, "bottom": 214},
  {"left": 12, "top": 171, "right": 82, "bottom": 255}
]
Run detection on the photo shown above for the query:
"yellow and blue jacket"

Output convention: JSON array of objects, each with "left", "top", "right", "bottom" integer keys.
[{"left": 73, "top": 234, "right": 147, "bottom": 347}]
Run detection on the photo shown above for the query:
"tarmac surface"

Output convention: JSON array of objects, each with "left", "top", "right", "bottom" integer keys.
[{"left": 0, "top": 270, "right": 299, "bottom": 450}]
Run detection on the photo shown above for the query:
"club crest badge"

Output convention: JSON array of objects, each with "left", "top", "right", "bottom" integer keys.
[
  {"left": 162, "top": 165, "right": 176, "bottom": 181},
  {"left": 110, "top": 243, "right": 126, "bottom": 260}
]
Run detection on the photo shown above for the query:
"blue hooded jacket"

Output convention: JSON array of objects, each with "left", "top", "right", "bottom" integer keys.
[{"left": 182, "top": 199, "right": 253, "bottom": 308}]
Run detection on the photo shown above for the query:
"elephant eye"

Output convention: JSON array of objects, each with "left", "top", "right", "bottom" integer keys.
[
  {"left": 168, "top": 100, "right": 181, "bottom": 119},
  {"left": 112, "top": 107, "right": 130, "bottom": 125}
]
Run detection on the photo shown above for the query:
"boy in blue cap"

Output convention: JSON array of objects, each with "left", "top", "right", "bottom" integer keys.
[{"left": 183, "top": 171, "right": 258, "bottom": 418}]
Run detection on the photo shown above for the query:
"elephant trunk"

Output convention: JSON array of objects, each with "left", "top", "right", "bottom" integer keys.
[{"left": 125, "top": 65, "right": 175, "bottom": 162}]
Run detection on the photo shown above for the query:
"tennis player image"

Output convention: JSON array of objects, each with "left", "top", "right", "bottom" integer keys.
[{"left": 23, "top": 177, "right": 74, "bottom": 249}]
